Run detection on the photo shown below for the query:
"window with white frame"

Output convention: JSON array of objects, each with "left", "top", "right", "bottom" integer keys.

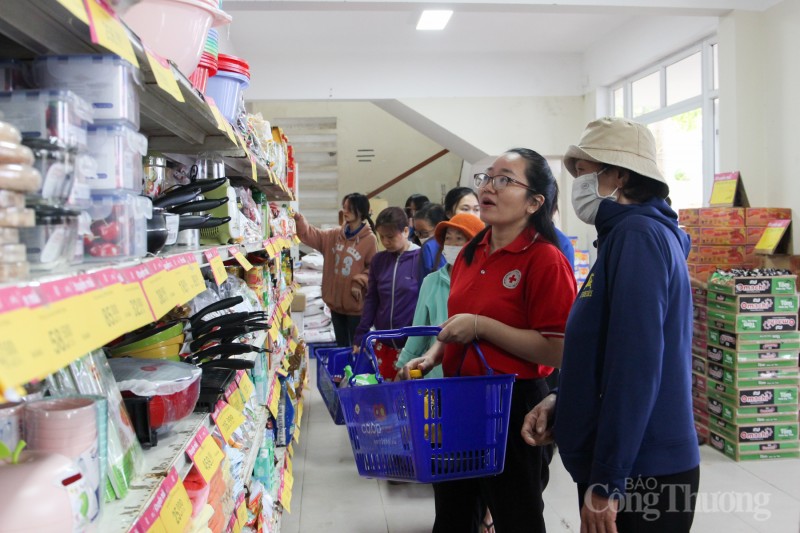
[{"left": 610, "top": 38, "right": 719, "bottom": 211}]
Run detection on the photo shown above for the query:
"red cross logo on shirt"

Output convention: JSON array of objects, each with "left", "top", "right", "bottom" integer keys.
[{"left": 503, "top": 269, "right": 522, "bottom": 289}]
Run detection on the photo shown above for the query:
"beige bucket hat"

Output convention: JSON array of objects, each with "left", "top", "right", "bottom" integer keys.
[{"left": 564, "top": 117, "right": 667, "bottom": 189}]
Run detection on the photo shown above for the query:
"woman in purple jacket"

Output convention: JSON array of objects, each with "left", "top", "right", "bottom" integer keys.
[{"left": 353, "top": 207, "right": 422, "bottom": 380}]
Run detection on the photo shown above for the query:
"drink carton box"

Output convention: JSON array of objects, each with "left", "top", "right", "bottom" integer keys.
[
  {"left": 709, "top": 430, "right": 799, "bottom": 461},
  {"left": 706, "top": 343, "right": 799, "bottom": 370},
  {"left": 706, "top": 292, "right": 799, "bottom": 314},
  {"left": 708, "top": 272, "right": 797, "bottom": 296}
]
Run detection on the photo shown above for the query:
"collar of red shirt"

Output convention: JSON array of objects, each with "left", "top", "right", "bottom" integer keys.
[{"left": 477, "top": 226, "right": 540, "bottom": 255}]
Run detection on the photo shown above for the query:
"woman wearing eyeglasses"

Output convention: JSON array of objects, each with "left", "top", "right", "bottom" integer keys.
[{"left": 400, "top": 149, "right": 577, "bottom": 533}]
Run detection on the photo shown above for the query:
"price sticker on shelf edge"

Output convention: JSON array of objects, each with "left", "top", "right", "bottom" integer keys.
[
  {"left": 227, "top": 247, "right": 254, "bottom": 271},
  {"left": 182, "top": 254, "right": 207, "bottom": 294},
  {"left": 185, "top": 426, "right": 224, "bottom": 483},
  {"left": 38, "top": 276, "right": 101, "bottom": 367},
  {"left": 58, "top": 0, "right": 90, "bottom": 23},
  {"left": 146, "top": 51, "right": 185, "bottom": 103},
  {"left": 280, "top": 470, "right": 293, "bottom": 513},
  {"left": 267, "top": 377, "right": 281, "bottom": 418},
  {"left": 225, "top": 381, "right": 245, "bottom": 413},
  {"left": 84, "top": 0, "right": 139, "bottom": 68},
  {"left": 235, "top": 494, "right": 247, "bottom": 529},
  {"left": 213, "top": 400, "right": 245, "bottom": 444},
  {"left": 159, "top": 467, "right": 191, "bottom": 533},
  {"left": 0, "top": 287, "right": 50, "bottom": 391},
  {"left": 141, "top": 259, "right": 177, "bottom": 320},
  {"left": 120, "top": 264, "right": 158, "bottom": 329},
  {"left": 204, "top": 248, "right": 228, "bottom": 286},
  {"left": 89, "top": 269, "right": 128, "bottom": 345},
  {"left": 250, "top": 157, "right": 258, "bottom": 182},
  {"left": 238, "top": 372, "right": 255, "bottom": 403}
]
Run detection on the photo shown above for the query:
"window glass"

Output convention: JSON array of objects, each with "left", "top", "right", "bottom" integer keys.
[
  {"left": 613, "top": 88, "right": 624, "bottom": 117},
  {"left": 648, "top": 109, "right": 704, "bottom": 210},
  {"left": 666, "top": 52, "right": 701, "bottom": 106},
  {"left": 632, "top": 71, "right": 660, "bottom": 117}
]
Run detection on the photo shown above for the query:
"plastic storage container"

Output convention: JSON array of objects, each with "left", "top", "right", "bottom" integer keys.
[
  {"left": 0, "top": 90, "right": 92, "bottom": 149},
  {"left": 84, "top": 192, "right": 150, "bottom": 261},
  {"left": 0, "top": 60, "right": 30, "bottom": 91},
  {"left": 26, "top": 142, "right": 77, "bottom": 206},
  {"left": 33, "top": 55, "right": 140, "bottom": 128},
  {"left": 86, "top": 125, "right": 147, "bottom": 192},
  {"left": 19, "top": 207, "right": 79, "bottom": 271}
]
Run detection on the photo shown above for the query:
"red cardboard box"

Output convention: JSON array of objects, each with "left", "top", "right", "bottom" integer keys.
[
  {"left": 680, "top": 208, "right": 701, "bottom": 226},
  {"left": 700, "top": 207, "right": 746, "bottom": 227},
  {"left": 699, "top": 227, "right": 747, "bottom": 245},
  {"left": 683, "top": 226, "right": 700, "bottom": 243},
  {"left": 747, "top": 227, "right": 766, "bottom": 245},
  {"left": 746, "top": 208, "right": 792, "bottom": 227},
  {"left": 695, "top": 246, "right": 747, "bottom": 265}
]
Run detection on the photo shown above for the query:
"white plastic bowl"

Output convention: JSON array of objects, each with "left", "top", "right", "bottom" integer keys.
[{"left": 122, "top": 0, "right": 232, "bottom": 75}]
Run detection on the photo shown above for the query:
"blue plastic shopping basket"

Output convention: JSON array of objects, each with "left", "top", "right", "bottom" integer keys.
[
  {"left": 316, "top": 345, "right": 378, "bottom": 425},
  {"left": 337, "top": 326, "right": 515, "bottom": 483}
]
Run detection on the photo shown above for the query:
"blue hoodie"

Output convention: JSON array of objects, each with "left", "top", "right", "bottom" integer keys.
[{"left": 555, "top": 197, "right": 699, "bottom": 498}]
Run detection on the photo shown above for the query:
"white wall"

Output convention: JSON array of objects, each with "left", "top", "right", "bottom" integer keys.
[
  {"left": 717, "top": 1, "right": 800, "bottom": 247},
  {"left": 248, "top": 100, "right": 463, "bottom": 215}
]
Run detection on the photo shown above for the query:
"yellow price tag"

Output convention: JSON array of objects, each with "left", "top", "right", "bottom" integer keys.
[
  {"left": 293, "top": 235, "right": 301, "bottom": 245},
  {"left": 204, "top": 248, "right": 229, "bottom": 286},
  {"left": 267, "top": 241, "right": 278, "bottom": 259},
  {"left": 282, "top": 313, "right": 293, "bottom": 331},
  {"left": 146, "top": 52, "right": 184, "bottom": 103},
  {"left": 228, "top": 247, "right": 254, "bottom": 271},
  {"left": 159, "top": 475, "right": 192, "bottom": 532},
  {"left": 223, "top": 122, "right": 237, "bottom": 143},
  {"left": 118, "top": 272, "right": 156, "bottom": 332},
  {"left": 282, "top": 357, "right": 291, "bottom": 372},
  {"left": 269, "top": 321, "right": 280, "bottom": 342},
  {"left": 213, "top": 402, "right": 245, "bottom": 444},
  {"left": 207, "top": 101, "right": 228, "bottom": 131},
  {"left": 236, "top": 499, "right": 248, "bottom": 528},
  {"left": 227, "top": 386, "right": 245, "bottom": 413},
  {"left": 288, "top": 339, "right": 298, "bottom": 353},
  {"left": 232, "top": 520, "right": 242, "bottom": 533},
  {"left": 251, "top": 157, "right": 258, "bottom": 182},
  {"left": 755, "top": 220, "right": 791, "bottom": 254},
  {"left": 185, "top": 428, "right": 224, "bottom": 483},
  {"left": 238, "top": 372, "right": 255, "bottom": 402},
  {"left": 267, "top": 377, "right": 281, "bottom": 419},
  {"left": 0, "top": 289, "right": 51, "bottom": 391},
  {"left": 85, "top": 0, "right": 139, "bottom": 68},
  {"left": 142, "top": 267, "right": 176, "bottom": 320},
  {"left": 280, "top": 471, "right": 293, "bottom": 513},
  {"left": 287, "top": 442, "right": 294, "bottom": 458},
  {"left": 58, "top": 0, "right": 89, "bottom": 23},
  {"left": 90, "top": 285, "right": 127, "bottom": 346},
  {"left": 709, "top": 171, "right": 740, "bottom": 206}
]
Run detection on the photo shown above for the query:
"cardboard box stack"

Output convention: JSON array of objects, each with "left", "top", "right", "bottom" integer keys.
[
  {"left": 691, "top": 281, "right": 710, "bottom": 443},
  {"left": 704, "top": 270, "right": 800, "bottom": 461}
]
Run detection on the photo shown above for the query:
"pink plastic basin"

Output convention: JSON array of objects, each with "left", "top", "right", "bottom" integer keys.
[{"left": 122, "top": 0, "right": 231, "bottom": 75}]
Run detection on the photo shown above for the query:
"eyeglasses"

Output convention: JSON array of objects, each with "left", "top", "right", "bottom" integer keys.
[{"left": 474, "top": 173, "right": 537, "bottom": 193}]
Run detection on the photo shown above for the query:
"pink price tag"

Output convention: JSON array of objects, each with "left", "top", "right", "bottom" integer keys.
[{"left": 0, "top": 287, "right": 23, "bottom": 314}]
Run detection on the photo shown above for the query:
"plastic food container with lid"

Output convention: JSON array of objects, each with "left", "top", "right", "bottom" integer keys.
[
  {"left": 26, "top": 141, "right": 77, "bottom": 206},
  {"left": 33, "top": 55, "right": 141, "bottom": 128},
  {"left": 108, "top": 358, "right": 202, "bottom": 431},
  {"left": 19, "top": 206, "right": 79, "bottom": 271},
  {"left": 0, "top": 90, "right": 93, "bottom": 150},
  {"left": 86, "top": 124, "right": 147, "bottom": 192},
  {"left": 84, "top": 191, "right": 151, "bottom": 261}
]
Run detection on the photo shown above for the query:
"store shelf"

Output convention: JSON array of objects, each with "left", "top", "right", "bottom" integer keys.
[
  {"left": 98, "top": 411, "right": 209, "bottom": 533},
  {"left": 0, "top": 0, "right": 294, "bottom": 199}
]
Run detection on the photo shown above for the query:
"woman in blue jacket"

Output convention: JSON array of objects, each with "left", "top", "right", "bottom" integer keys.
[
  {"left": 353, "top": 206, "right": 423, "bottom": 380},
  {"left": 522, "top": 117, "right": 700, "bottom": 533}
]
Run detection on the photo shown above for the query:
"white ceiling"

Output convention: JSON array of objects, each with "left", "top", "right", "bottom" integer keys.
[{"left": 221, "top": 0, "right": 779, "bottom": 100}]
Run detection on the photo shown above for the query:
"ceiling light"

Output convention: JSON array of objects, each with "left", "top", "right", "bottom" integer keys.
[{"left": 416, "top": 10, "right": 453, "bottom": 31}]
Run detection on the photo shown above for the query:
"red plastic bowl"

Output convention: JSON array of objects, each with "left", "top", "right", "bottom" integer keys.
[{"left": 189, "top": 66, "right": 211, "bottom": 93}]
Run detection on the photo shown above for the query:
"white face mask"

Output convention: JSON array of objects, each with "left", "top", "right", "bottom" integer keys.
[
  {"left": 571, "top": 169, "right": 617, "bottom": 225},
  {"left": 442, "top": 245, "right": 463, "bottom": 266},
  {"left": 419, "top": 236, "right": 432, "bottom": 245}
]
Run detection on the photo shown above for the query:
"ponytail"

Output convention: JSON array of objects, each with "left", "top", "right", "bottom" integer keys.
[{"left": 462, "top": 226, "right": 491, "bottom": 266}]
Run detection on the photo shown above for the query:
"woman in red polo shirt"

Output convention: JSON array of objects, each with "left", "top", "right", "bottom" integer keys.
[{"left": 400, "top": 148, "right": 577, "bottom": 532}]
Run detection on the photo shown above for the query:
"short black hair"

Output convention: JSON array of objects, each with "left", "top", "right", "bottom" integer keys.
[{"left": 444, "top": 187, "right": 478, "bottom": 218}]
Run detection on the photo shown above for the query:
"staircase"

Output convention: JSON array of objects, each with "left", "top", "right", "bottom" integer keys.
[{"left": 271, "top": 116, "right": 339, "bottom": 228}]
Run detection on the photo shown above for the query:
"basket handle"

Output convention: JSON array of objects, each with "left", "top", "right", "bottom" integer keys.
[{"left": 359, "top": 326, "right": 493, "bottom": 384}]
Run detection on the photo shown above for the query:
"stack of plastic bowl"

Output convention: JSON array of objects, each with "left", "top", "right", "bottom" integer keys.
[
  {"left": 108, "top": 321, "right": 185, "bottom": 361},
  {"left": 205, "top": 54, "right": 250, "bottom": 123},
  {"left": 189, "top": 28, "right": 219, "bottom": 93},
  {"left": 121, "top": 0, "right": 232, "bottom": 76}
]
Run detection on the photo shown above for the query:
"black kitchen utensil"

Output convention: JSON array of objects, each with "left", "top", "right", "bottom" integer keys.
[
  {"left": 153, "top": 184, "right": 203, "bottom": 209},
  {"left": 177, "top": 214, "right": 211, "bottom": 230},
  {"left": 190, "top": 296, "right": 244, "bottom": 327},
  {"left": 168, "top": 197, "right": 229, "bottom": 214},
  {"left": 189, "top": 323, "right": 270, "bottom": 352}
]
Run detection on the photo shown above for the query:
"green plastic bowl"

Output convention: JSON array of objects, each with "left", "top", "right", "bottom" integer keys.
[{"left": 109, "top": 321, "right": 184, "bottom": 354}]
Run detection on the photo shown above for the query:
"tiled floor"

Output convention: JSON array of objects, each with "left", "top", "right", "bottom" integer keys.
[{"left": 282, "top": 364, "right": 800, "bottom": 532}]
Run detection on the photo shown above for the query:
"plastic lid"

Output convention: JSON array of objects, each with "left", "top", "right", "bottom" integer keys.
[
  {"left": 217, "top": 54, "right": 250, "bottom": 76},
  {"left": 33, "top": 205, "right": 79, "bottom": 225}
]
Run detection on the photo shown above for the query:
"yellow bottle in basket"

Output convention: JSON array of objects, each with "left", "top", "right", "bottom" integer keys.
[{"left": 411, "top": 370, "right": 442, "bottom": 446}]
